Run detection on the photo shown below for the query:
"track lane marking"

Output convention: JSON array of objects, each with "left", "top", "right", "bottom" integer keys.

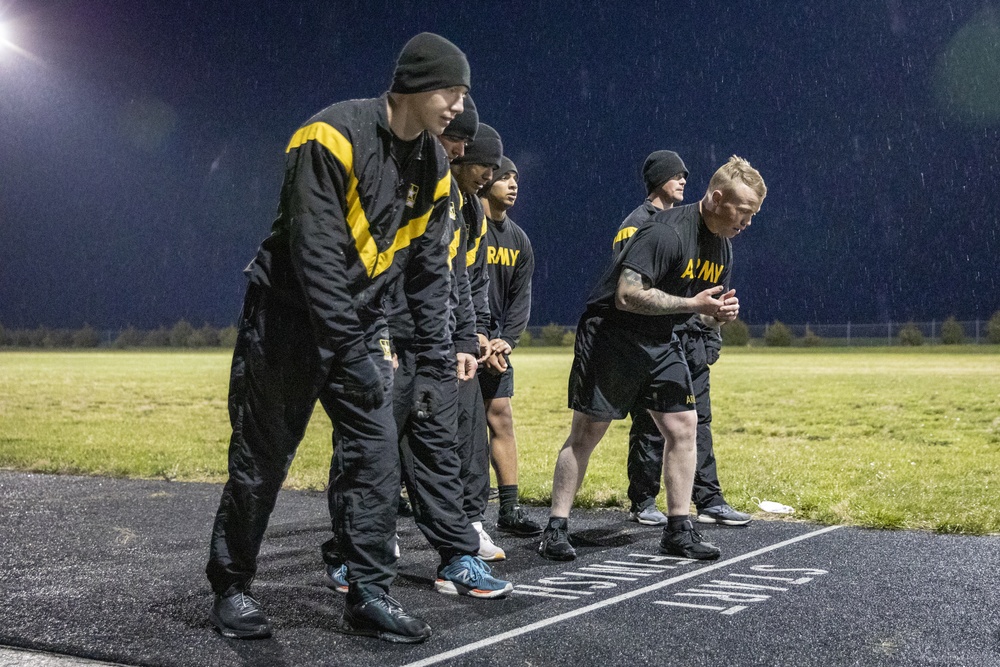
[{"left": 400, "top": 525, "right": 842, "bottom": 667}]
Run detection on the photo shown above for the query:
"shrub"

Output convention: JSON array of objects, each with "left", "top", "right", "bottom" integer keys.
[
  {"left": 939, "top": 317, "right": 964, "bottom": 345},
  {"left": 42, "top": 329, "right": 73, "bottom": 348},
  {"left": 518, "top": 330, "right": 533, "bottom": 347},
  {"left": 72, "top": 324, "right": 101, "bottom": 348},
  {"left": 540, "top": 323, "right": 565, "bottom": 347},
  {"left": 188, "top": 323, "right": 220, "bottom": 348},
  {"left": 764, "top": 321, "right": 793, "bottom": 347},
  {"left": 561, "top": 330, "right": 576, "bottom": 347},
  {"left": 12, "top": 329, "right": 33, "bottom": 347},
  {"left": 721, "top": 319, "right": 750, "bottom": 347},
  {"left": 114, "top": 326, "right": 145, "bottom": 349},
  {"left": 170, "top": 319, "right": 194, "bottom": 347},
  {"left": 28, "top": 326, "right": 49, "bottom": 347},
  {"left": 988, "top": 311, "right": 1000, "bottom": 344},
  {"left": 803, "top": 325, "right": 823, "bottom": 347},
  {"left": 218, "top": 325, "right": 239, "bottom": 348},
  {"left": 0, "top": 323, "right": 8, "bottom": 346},
  {"left": 898, "top": 322, "right": 924, "bottom": 346},
  {"left": 143, "top": 327, "right": 171, "bottom": 347}
]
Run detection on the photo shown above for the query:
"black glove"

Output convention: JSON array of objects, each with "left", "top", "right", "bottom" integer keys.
[
  {"left": 411, "top": 374, "right": 443, "bottom": 421},
  {"left": 332, "top": 352, "right": 384, "bottom": 410}
]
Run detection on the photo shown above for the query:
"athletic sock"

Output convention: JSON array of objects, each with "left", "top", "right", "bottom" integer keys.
[
  {"left": 666, "top": 515, "right": 690, "bottom": 531},
  {"left": 498, "top": 485, "right": 518, "bottom": 515}
]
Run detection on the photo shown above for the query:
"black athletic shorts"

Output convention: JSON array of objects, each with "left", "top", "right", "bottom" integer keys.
[
  {"left": 479, "top": 357, "right": 513, "bottom": 400},
  {"left": 567, "top": 314, "right": 694, "bottom": 421}
]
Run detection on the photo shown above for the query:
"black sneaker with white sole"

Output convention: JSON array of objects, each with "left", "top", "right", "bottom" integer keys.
[
  {"left": 340, "top": 593, "right": 432, "bottom": 644},
  {"left": 209, "top": 590, "right": 272, "bottom": 639},
  {"left": 538, "top": 519, "right": 577, "bottom": 561},
  {"left": 659, "top": 520, "right": 722, "bottom": 560},
  {"left": 497, "top": 505, "right": 543, "bottom": 536}
]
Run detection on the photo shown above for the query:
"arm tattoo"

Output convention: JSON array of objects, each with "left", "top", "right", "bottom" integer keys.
[{"left": 616, "top": 268, "right": 690, "bottom": 315}]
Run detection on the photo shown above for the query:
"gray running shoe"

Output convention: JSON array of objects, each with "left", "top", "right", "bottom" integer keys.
[
  {"left": 697, "top": 504, "right": 753, "bottom": 526},
  {"left": 629, "top": 506, "right": 669, "bottom": 526}
]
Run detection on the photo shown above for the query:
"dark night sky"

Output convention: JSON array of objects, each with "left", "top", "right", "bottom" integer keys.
[{"left": 1, "top": 1, "right": 998, "bottom": 330}]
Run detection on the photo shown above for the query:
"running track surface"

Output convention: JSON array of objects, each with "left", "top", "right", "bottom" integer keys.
[{"left": 1, "top": 471, "right": 998, "bottom": 667}]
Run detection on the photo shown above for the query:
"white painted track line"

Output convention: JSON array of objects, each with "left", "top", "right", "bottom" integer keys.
[
  {"left": 401, "top": 525, "right": 843, "bottom": 667},
  {"left": 0, "top": 647, "right": 126, "bottom": 667}
]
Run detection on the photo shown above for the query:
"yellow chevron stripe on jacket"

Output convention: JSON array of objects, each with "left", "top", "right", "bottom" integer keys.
[
  {"left": 446, "top": 185, "right": 464, "bottom": 270},
  {"left": 287, "top": 122, "right": 450, "bottom": 278},
  {"left": 613, "top": 226, "right": 638, "bottom": 247},
  {"left": 466, "top": 213, "right": 487, "bottom": 267}
]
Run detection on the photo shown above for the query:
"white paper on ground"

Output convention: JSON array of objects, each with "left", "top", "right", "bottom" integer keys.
[{"left": 751, "top": 497, "right": 795, "bottom": 514}]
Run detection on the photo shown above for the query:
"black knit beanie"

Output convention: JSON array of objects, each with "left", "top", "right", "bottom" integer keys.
[
  {"left": 642, "top": 150, "right": 688, "bottom": 194},
  {"left": 483, "top": 156, "right": 518, "bottom": 191},
  {"left": 452, "top": 123, "right": 502, "bottom": 170},
  {"left": 390, "top": 33, "right": 471, "bottom": 94},
  {"left": 442, "top": 94, "right": 478, "bottom": 141}
]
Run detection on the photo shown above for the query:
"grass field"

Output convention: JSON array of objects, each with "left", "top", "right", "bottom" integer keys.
[{"left": 2, "top": 348, "right": 999, "bottom": 534}]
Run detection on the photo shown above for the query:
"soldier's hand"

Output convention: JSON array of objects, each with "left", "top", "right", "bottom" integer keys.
[
  {"left": 456, "top": 352, "right": 478, "bottom": 381},
  {"left": 412, "top": 375, "right": 442, "bottom": 421},
  {"left": 476, "top": 333, "right": 491, "bottom": 362},
  {"left": 485, "top": 353, "right": 508, "bottom": 374},
  {"left": 693, "top": 286, "right": 738, "bottom": 322},
  {"left": 333, "top": 352, "right": 385, "bottom": 410}
]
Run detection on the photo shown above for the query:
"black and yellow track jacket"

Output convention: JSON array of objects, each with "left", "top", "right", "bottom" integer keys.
[
  {"left": 611, "top": 201, "right": 724, "bottom": 348},
  {"left": 386, "top": 176, "right": 479, "bottom": 357},
  {"left": 484, "top": 214, "right": 533, "bottom": 349},
  {"left": 462, "top": 194, "right": 491, "bottom": 337},
  {"left": 245, "top": 94, "right": 454, "bottom": 380}
]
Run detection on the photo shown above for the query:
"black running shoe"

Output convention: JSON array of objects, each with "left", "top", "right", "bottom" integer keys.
[
  {"left": 209, "top": 590, "right": 272, "bottom": 639},
  {"left": 659, "top": 520, "right": 722, "bottom": 560},
  {"left": 340, "top": 593, "right": 432, "bottom": 644},
  {"left": 497, "top": 505, "right": 543, "bottom": 536},
  {"left": 538, "top": 521, "right": 576, "bottom": 561}
]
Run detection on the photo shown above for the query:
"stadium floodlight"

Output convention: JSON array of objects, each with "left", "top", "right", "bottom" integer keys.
[{"left": 0, "top": 21, "right": 12, "bottom": 52}]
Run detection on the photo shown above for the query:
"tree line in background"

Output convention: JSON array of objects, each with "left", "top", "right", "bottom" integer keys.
[
  {"left": 2, "top": 312, "right": 1000, "bottom": 350},
  {"left": 0, "top": 321, "right": 238, "bottom": 349}
]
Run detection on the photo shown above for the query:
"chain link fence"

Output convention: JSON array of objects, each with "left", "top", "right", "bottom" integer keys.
[{"left": 523, "top": 319, "right": 1000, "bottom": 347}]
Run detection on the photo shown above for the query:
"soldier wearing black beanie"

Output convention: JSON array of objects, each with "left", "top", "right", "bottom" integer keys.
[
  {"left": 478, "top": 154, "right": 542, "bottom": 538},
  {"left": 443, "top": 95, "right": 479, "bottom": 142},
  {"left": 642, "top": 150, "right": 688, "bottom": 195},
  {"left": 453, "top": 123, "right": 503, "bottom": 170},
  {"left": 391, "top": 32, "right": 471, "bottom": 94},
  {"left": 206, "top": 31, "right": 505, "bottom": 647}
]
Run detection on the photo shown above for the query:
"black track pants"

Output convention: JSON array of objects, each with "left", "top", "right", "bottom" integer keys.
[
  {"left": 207, "top": 284, "right": 399, "bottom": 600},
  {"left": 393, "top": 347, "right": 479, "bottom": 562},
  {"left": 457, "top": 375, "right": 490, "bottom": 523}
]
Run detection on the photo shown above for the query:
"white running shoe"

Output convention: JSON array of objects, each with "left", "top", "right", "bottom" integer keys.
[{"left": 472, "top": 521, "right": 506, "bottom": 561}]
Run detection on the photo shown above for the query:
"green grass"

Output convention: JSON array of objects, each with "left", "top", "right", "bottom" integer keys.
[{"left": 2, "top": 347, "right": 999, "bottom": 534}]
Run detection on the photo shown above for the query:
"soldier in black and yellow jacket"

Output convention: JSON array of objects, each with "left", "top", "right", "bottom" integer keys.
[
  {"left": 450, "top": 122, "right": 504, "bottom": 559},
  {"left": 363, "top": 105, "right": 512, "bottom": 577},
  {"left": 206, "top": 33, "right": 472, "bottom": 644},
  {"left": 478, "top": 157, "right": 543, "bottom": 537},
  {"left": 612, "top": 151, "right": 751, "bottom": 529}
]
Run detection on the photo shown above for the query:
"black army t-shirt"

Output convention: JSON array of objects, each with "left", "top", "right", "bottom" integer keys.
[{"left": 584, "top": 203, "right": 732, "bottom": 337}]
